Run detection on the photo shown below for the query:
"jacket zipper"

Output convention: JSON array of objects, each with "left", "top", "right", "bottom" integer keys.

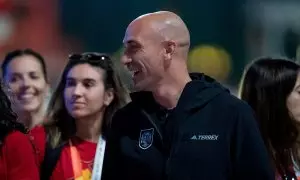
[
  {"left": 140, "top": 109, "right": 163, "bottom": 141},
  {"left": 141, "top": 109, "right": 171, "bottom": 179}
]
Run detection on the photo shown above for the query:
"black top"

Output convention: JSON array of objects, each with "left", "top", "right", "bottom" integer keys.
[{"left": 102, "top": 73, "right": 274, "bottom": 180}]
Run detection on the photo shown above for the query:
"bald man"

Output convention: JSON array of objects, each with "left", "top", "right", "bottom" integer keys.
[{"left": 102, "top": 11, "right": 274, "bottom": 180}]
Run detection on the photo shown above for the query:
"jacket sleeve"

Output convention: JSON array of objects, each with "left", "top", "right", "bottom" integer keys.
[
  {"left": 5, "top": 131, "right": 40, "bottom": 180},
  {"left": 102, "top": 110, "right": 125, "bottom": 180},
  {"left": 232, "top": 102, "right": 274, "bottom": 180}
]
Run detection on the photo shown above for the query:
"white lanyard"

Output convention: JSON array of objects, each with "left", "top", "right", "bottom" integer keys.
[{"left": 91, "top": 135, "right": 106, "bottom": 180}]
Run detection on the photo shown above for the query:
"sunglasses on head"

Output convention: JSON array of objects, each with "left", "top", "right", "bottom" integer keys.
[
  {"left": 281, "top": 174, "right": 297, "bottom": 180},
  {"left": 68, "top": 53, "right": 111, "bottom": 62},
  {"left": 279, "top": 167, "right": 297, "bottom": 180},
  {"left": 68, "top": 53, "right": 113, "bottom": 70}
]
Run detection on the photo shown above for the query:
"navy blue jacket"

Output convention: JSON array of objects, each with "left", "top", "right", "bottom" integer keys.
[{"left": 102, "top": 73, "right": 274, "bottom": 180}]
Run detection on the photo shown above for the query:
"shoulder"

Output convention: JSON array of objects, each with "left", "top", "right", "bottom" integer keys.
[
  {"left": 113, "top": 101, "right": 142, "bottom": 122},
  {"left": 109, "top": 99, "right": 151, "bottom": 136},
  {"left": 215, "top": 92, "right": 252, "bottom": 112},
  {"left": 114, "top": 92, "right": 156, "bottom": 116},
  {"left": 115, "top": 102, "right": 137, "bottom": 116},
  {"left": 3, "top": 131, "right": 40, "bottom": 180},
  {"left": 219, "top": 95, "right": 258, "bottom": 130},
  {"left": 5, "top": 130, "right": 28, "bottom": 143},
  {"left": 227, "top": 95, "right": 254, "bottom": 115},
  {"left": 111, "top": 102, "right": 137, "bottom": 128},
  {"left": 3, "top": 131, "right": 34, "bottom": 154},
  {"left": 206, "top": 93, "right": 256, "bottom": 129}
]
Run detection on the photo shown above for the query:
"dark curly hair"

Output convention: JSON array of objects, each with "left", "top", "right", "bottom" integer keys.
[{"left": 0, "top": 81, "right": 27, "bottom": 143}]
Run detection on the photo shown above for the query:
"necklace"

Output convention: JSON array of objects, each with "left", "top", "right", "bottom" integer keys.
[{"left": 69, "top": 135, "right": 106, "bottom": 180}]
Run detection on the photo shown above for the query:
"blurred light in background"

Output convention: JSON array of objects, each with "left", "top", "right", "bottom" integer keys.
[
  {"left": 188, "top": 45, "right": 232, "bottom": 82},
  {"left": 0, "top": 0, "right": 298, "bottom": 92}
]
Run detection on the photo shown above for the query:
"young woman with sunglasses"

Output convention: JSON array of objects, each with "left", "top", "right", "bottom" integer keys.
[{"left": 43, "top": 52, "right": 129, "bottom": 180}]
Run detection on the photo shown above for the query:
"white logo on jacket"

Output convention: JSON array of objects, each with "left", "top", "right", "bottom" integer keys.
[
  {"left": 139, "top": 128, "right": 154, "bottom": 149},
  {"left": 190, "top": 134, "right": 219, "bottom": 141}
]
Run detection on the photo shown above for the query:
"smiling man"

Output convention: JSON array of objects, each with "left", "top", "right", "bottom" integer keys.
[{"left": 102, "top": 11, "right": 274, "bottom": 180}]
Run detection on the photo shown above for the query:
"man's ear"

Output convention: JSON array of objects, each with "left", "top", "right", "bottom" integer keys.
[{"left": 163, "top": 40, "right": 176, "bottom": 60}]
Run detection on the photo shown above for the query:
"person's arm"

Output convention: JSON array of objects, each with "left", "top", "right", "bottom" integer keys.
[
  {"left": 102, "top": 110, "right": 125, "bottom": 180},
  {"left": 5, "top": 131, "right": 39, "bottom": 180},
  {"left": 232, "top": 102, "right": 274, "bottom": 180}
]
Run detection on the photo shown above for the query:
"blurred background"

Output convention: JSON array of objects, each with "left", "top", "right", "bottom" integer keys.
[{"left": 0, "top": 0, "right": 300, "bottom": 95}]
